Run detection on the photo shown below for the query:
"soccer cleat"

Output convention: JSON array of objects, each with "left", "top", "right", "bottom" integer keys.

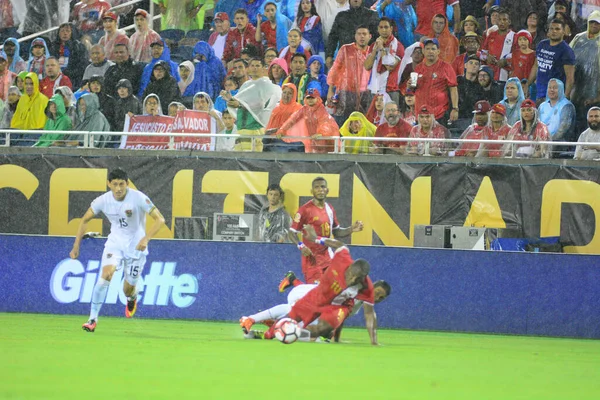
[
  {"left": 82, "top": 319, "right": 96, "bottom": 332},
  {"left": 239, "top": 316, "right": 255, "bottom": 334},
  {"left": 125, "top": 297, "right": 137, "bottom": 318},
  {"left": 278, "top": 271, "right": 297, "bottom": 292},
  {"left": 263, "top": 326, "right": 275, "bottom": 340},
  {"left": 243, "top": 330, "right": 265, "bottom": 340}
]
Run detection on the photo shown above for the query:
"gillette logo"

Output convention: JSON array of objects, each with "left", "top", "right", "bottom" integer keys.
[{"left": 50, "top": 259, "right": 198, "bottom": 308}]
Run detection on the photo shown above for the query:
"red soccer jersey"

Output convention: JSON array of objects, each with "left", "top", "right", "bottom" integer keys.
[
  {"left": 291, "top": 200, "right": 340, "bottom": 282},
  {"left": 415, "top": 0, "right": 458, "bottom": 35},
  {"left": 260, "top": 21, "right": 277, "bottom": 49},
  {"left": 375, "top": 120, "right": 412, "bottom": 148},
  {"left": 481, "top": 124, "right": 511, "bottom": 157},
  {"left": 482, "top": 30, "right": 518, "bottom": 80},
  {"left": 414, "top": 60, "right": 457, "bottom": 120},
  {"left": 508, "top": 50, "right": 536, "bottom": 81}
]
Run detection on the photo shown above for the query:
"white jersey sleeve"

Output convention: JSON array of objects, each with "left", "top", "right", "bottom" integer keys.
[{"left": 90, "top": 193, "right": 106, "bottom": 216}]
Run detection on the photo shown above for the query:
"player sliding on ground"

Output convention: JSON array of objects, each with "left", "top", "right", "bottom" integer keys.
[
  {"left": 69, "top": 168, "right": 165, "bottom": 332},
  {"left": 241, "top": 225, "right": 389, "bottom": 344}
]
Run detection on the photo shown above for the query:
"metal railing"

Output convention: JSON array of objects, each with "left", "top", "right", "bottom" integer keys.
[{"left": 1, "top": 129, "right": 597, "bottom": 159}]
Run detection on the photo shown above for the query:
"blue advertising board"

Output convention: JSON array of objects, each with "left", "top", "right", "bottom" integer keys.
[{"left": 1, "top": 235, "right": 599, "bottom": 338}]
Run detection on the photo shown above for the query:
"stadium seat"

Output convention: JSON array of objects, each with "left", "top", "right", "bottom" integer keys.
[
  {"left": 160, "top": 29, "right": 185, "bottom": 45},
  {"left": 185, "top": 29, "right": 211, "bottom": 42},
  {"left": 171, "top": 45, "right": 194, "bottom": 63}
]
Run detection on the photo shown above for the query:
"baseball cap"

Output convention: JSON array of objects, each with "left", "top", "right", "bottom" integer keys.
[
  {"left": 134, "top": 9, "right": 149, "bottom": 18},
  {"left": 589, "top": 13, "right": 600, "bottom": 24},
  {"left": 466, "top": 54, "right": 480, "bottom": 63},
  {"left": 102, "top": 11, "right": 118, "bottom": 21},
  {"left": 31, "top": 38, "right": 45, "bottom": 47},
  {"left": 473, "top": 100, "right": 491, "bottom": 114},
  {"left": 214, "top": 12, "right": 229, "bottom": 21},
  {"left": 150, "top": 40, "right": 164, "bottom": 47},
  {"left": 422, "top": 38, "right": 440, "bottom": 48},
  {"left": 488, "top": 5, "right": 501, "bottom": 15},
  {"left": 491, "top": 103, "right": 507, "bottom": 116},
  {"left": 405, "top": 88, "right": 415, "bottom": 96},
  {"left": 520, "top": 99, "right": 537, "bottom": 109},
  {"left": 305, "top": 88, "right": 320, "bottom": 98},
  {"left": 418, "top": 105, "right": 432, "bottom": 115}
]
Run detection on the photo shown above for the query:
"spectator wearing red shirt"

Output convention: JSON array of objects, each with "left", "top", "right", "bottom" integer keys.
[
  {"left": 98, "top": 12, "right": 130, "bottom": 62},
  {"left": 374, "top": 102, "right": 413, "bottom": 154},
  {"left": 208, "top": 12, "right": 231, "bottom": 61},
  {"left": 481, "top": 8, "right": 517, "bottom": 82},
  {"left": 256, "top": 3, "right": 278, "bottom": 49},
  {"left": 454, "top": 100, "right": 491, "bottom": 157},
  {"left": 500, "top": 30, "right": 536, "bottom": 81},
  {"left": 476, "top": 103, "right": 512, "bottom": 157},
  {"left": 406, "top": 0, "right": 460, "bottom": 38},
  {"left": 452, "top": 32, "right": 482, "bottom": 77},
  {"left": 406, "top": 104, "right": 450, "bottom": 156},
  {"left": 39, "top": 57, "right": 73, "bottom": 99},
  {"left": 412, "top": 38, "right": 459, "bottom": 123},
  {"left": 222, "top": 9, "right": 260, "bottom": 67}
]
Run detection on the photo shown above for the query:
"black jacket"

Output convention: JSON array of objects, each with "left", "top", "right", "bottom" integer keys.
[
  {"left": 114, "top": 79, "right": 143, "bottom": 132},
  {"left": 104, "top": 58, "right": 146, "bottom": 99},
  {"left": 142, "top": 60, "right": 181, "bottom": 115},
  {"left": 325, "top": 6, "right": 379, "bottom": 59},
  {"left": 50, "top": 23, "right": 89, "bottom": 88},
  {"left": 457, "top": 76, "right": 485, "bottom": 119}
]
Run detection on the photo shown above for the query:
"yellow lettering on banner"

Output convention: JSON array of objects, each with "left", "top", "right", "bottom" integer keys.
[
  {"left": 0, "top": 165, "right": 39, "bottom": 199},
  {"left": 49, "top": 168, "right": 106, "bottom": 235},
  {"left": 541, "top": 179, "right": 600, "bottom": 254},
  {"left": 464, "top": 176, "right": 506, "bottom": 228},
  {"left": 352, "top": 175, "right": 431, "bottom": 246},
  {"left": 202, "top": 171, "right": 268, "bottom": 213},
  {"left": 128, "top": 170, "right": 194, "bottom": 238},
  {"left": 279, "top": 173, "right": 340, "bottom": 215}
]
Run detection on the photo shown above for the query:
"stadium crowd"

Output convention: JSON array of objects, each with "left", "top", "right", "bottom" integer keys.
[{"left": 1, "top": 0, "right": 600, "bottom": 159}]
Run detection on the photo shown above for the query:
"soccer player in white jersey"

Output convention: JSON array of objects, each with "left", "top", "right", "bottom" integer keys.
[{"left": 69, "top": 168, "right": 165, "bottom": 332}]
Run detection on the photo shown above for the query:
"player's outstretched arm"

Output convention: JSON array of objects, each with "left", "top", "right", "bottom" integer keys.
[
  {"left": 332, "top": 220, "right": 364, "bottom": 238},
  {"left": 70, "top": 208, "right": 97, "bottom": 259},
  {"left": 136, "top": 208, "right": 166, "bottom": 251},
  {"left": 303, "top": 224, "right": 345, "bottom": 249},
  {"left": 363, "top": 304, "right": 378, "bottom": 346},
  {"left": 289, "top": 228, "right": 314, "bottom": 257}
]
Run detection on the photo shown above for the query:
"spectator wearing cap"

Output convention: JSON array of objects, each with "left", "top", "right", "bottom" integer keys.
[
  {"left": 478, "top": 65, "right": 503, "bottom": 105},
  {"left": 138, "top": 39, "right": 181, "bottom": 97},
  {"left": 406, "top": 104, "right": 450, "bottom": 156},
  {"left": 82, "top": 45, "right": 115, "bottom": 82},
  {"left": 570, "top": 10, "right": 600, "bottom": 134},
  {"left": 428, "top": 14, "right": 459, "bottom": 64},
  {"left": 222, "top": 9, "right": 260, "bottom": 67},
  {"left": 142, "top": 61, "right": 182, "bottom": 116},
  {"left": 73, "top": 0, "right": 112, "bottom": 35},
  {"left": 374, "top": 101, "right": 413, "bottom": 154},
  {"left": 325, "top": 0, "right": 379, "bottom": 69},
  {"left": 39, "top": 57, "right": 73, "bottom": 99},
  {"left": 539, "top": 78, "right": 576, "bottom": 156},
  {"left": 406, "top": 0, "right": 460, "bottom": 40},
  {"left": 155, "top": 0, "right": 215, "bottom": 32},
  {"left": 2, "top": 38, "right": 26, "bottom": 74},
  {"left": 457, "top": 15, "right": 481, "bottom": 39},
  {"left": 209, "top": 12, "right": 232, "bottom": 61},
  {"left": 364, "top": 17, "right": 405, "bottom": 105},
  {"left": 103, "top": 44, "right": 145, "bottom": 99},
  {"left": 412, "top": 38, "right": 459, "bottom": 125},
  {"left": 476, "top": 103, "right": 512, "bottom": 157},
  {"left": 27, "top": 38, "right": 51, "bottom": 80},
  {"left": 50, "top": 23, "right": 89, "bottom": 89},
  {"left": 486, "top": 0, "right": 547, "bottom": 32},
  {"left": 526, "top": 18, "right": 575, "bottom": 103},
  {"left": 454, "top": 100, "right": 491, "bottom": 157},
  {"left": 452, "top": 31, "right": 482, "bottom": 77},
  {"left": 129, "top": 9, "right": 162, "bottom": 64},
  {"left": 506, "top": 98, "right": 550, "bottom": 158},
  {"left": 498, "top": 30, "right": 536, "bottom": 82},
  {"left": 574, "top": 107, "right": 600, "bottom": 160},
  {"left": 455, "top": 54, "right": 485, "bottom": 133},
  {"left": 276, "top": 86, "right": 339, "bottom": 153},
  {"left": 0, "top": 52, "right": 16, "bottom": 102},
  {"left": 98, "top": 12, "right": 130, "bottom": 62},
  {"left": 481, "top": 8, "right": 517, "bottom": 82}
]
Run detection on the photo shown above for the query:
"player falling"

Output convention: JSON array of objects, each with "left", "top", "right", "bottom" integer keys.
[
  {"left": 280, "top": 176, "right": 363, "bottom": 290},
  {"left": 69, "top": 168, "right": 165, "bottom": 332},
  {"left": 242, "top": 225, "right": 389, "bottom": 344}
]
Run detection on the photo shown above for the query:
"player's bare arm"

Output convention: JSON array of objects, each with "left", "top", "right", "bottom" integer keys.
[
  {"left": 70, "top": 208, "right": 97, "bottom": 259},
  {"left": 364, "top": 303, "right": 378, "bottom": 345},
  {"left": 333, "top": 220, "right": 364, "bottom": 238},
  {"left": 302, "top": 224, "right": 345, "bottom": 249},
  {"left": 136, "top": 207, "right": 166, "bottom": 251},
  {"left": 288, "top": 229, "right": 314, "bottom": 257}
]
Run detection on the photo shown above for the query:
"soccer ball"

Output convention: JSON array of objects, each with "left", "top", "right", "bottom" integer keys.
[{"left": 273, "top": 318, "right": 301, "bottom": 344}]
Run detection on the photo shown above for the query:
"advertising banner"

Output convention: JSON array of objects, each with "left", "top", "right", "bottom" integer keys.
[
  {"left": 0, "top": 156, "right": 599, "bottom": 253},
  {"left": 1, "top": 235, "right": 599, "bottom": 338}
]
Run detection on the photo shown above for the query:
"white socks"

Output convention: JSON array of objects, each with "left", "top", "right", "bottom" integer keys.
[
  {"left": 89, "top": 278, "right": 110, "bottom": 321},
  {"left": 249, "top": 304, "right": 291, "bottom": 323}
]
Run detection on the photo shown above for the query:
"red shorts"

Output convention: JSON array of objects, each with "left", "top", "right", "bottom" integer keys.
[
  {"left": 301, "top": 253, "right": 331, "bottom": 283},
  {"left": 319, "top": 304, "right": 351, "bottom": 330}
]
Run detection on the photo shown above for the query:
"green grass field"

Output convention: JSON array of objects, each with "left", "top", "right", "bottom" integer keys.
[{"left": 1, "top": 313, "right": 599, "bottom": 399}]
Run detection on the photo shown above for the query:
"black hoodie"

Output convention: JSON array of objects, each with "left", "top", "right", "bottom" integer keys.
[
  {"left": 142, "top": 60, "right": 181, "bottom": 115},
  {"left": 114, "top": 79, "right": 143, "bottom": 131}
]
